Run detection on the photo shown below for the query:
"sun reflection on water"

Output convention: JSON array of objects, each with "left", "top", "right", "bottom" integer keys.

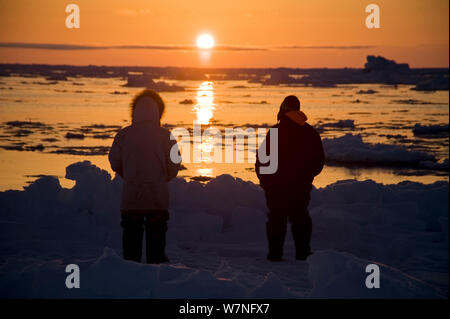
[
  {"left": 193, "top": 81, "right": 216, "bottom": 168},
  {"left": 196, "top": 168, "right": 213, "bottom": 177},
  {"left": 194, "top": 81, "right": 215, "bottom": 125}
]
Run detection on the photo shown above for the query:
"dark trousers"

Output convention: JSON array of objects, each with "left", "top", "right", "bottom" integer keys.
[
  {"left": 121, "top": 210, "right": 169, "bottom": 264},
  {"left": 265, "top": 188, "right": 312, "bottom": 260}
]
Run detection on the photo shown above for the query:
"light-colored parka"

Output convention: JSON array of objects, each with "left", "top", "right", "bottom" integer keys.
[{"left": 109, "top": 97, "right": 180, "bottom": 212}]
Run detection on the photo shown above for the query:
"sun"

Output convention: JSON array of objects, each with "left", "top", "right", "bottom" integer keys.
[{"left": 196, "top": 34, "right": 215, "bottom": 49}]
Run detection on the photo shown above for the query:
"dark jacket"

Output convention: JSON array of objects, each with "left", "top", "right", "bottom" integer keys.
[{"left": 256, "top": 114, "right": 324, "bottom": 194}]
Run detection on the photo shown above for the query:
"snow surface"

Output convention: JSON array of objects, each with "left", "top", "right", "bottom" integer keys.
[{"left": 0, "top": 161, "right": 448, "bottom": 298}]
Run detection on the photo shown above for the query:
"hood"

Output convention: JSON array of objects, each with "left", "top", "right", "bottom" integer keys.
[
  {"left": 132, "top": 96, "right": 160, "bottom": 125},
  {"left": 285, "top": 110, "right": 307, "bottom": 126}
]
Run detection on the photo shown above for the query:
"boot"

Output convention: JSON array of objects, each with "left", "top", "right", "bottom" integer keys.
[
  {"left": 121, "top": 214, "right": 144, "bottom": 262},
  {"left": 266, "top": 217, "right": 287, "bottom": 262},
  {"left": 267, "top": 242, "right": 284, "bottom": 261},
  {"left": 291, "top": 213, "right": 312, "bottom": 261},
  {"left": 295, "top": 248, "right": 313, "bottom": 261},
  {"left": 146, "top": 234, "right": 169, "bottom": 264},
  {"left": 145, "top": 212, "right": 169, "bottom": 264}
]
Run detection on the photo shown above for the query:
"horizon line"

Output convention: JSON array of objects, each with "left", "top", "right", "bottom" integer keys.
[
  {"left": 0, "top": 42, "right": 378, "bottom": 52},
  {"left": 1, "top": 61, "right": 448, "bottom": 70}
]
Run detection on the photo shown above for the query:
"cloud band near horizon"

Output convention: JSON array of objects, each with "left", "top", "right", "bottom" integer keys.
[{"left": 0, "top": 42, "right": 377, "bottom": 51}]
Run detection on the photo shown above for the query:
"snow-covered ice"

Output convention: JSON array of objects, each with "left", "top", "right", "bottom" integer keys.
[
  {"left": 0, "top": 161, "right": 448, "bottom": 298},
  {"left": 323, "top": 133, "right": 443, "bottom": 169},
  {"left": 413, "top": 123, "right": 449, "bottom": 136},
  {"left": 318, "top": 119, "right": 355, "bottom": 129}
]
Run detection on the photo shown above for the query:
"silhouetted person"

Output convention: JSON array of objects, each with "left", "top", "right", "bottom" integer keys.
[
  {"left": 109, "top": 90, "right": 180, "bottom": 264},
  {"left": 256, "top": 96, "right": 324, "bottom": 261}
]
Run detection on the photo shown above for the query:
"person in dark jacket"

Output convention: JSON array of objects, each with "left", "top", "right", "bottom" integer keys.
[{"left": 256, "top": 95, "right": 324, "bottom": 261}]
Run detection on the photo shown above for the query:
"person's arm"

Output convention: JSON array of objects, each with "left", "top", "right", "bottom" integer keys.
[
  {"left": 166, "top": 134, "right": 181, "bottom": 181},
  {"left": 108, "top": 131, "right": 123, "bottom": 178},
  {"left": 311, "top": 131, "right": 325, "bottom": 177},
  {"left": 255, "top": 129, "right": 271, "bottom": 187}
]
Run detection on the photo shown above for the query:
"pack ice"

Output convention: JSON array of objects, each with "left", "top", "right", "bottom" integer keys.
[{"left": 0, "top": 161, "right": 448, "bottom": 298}]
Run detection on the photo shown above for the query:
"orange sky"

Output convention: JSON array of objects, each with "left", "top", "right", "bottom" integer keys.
[{"left": 0, "top": 0, "right": 448, "bottom": 68}]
